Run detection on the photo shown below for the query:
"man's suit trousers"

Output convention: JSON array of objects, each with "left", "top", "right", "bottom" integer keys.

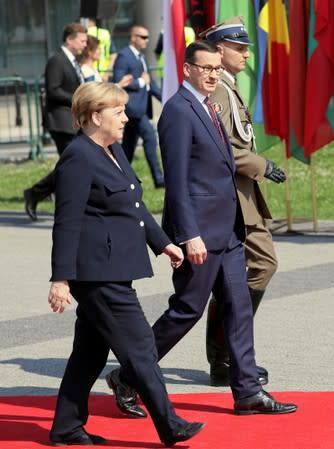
[
  {"left": 151, "top": 237, "right": 262, "bottom": 400},
  {"left": 122, "top": 116, "right": 163, "bottom": 185}
]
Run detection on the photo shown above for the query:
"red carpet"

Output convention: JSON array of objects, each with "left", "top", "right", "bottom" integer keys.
[{"left": 0, "top": 392, "right": 333, "bottom": 448}]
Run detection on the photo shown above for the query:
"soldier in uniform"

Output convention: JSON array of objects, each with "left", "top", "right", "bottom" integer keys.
[{"left": 203, "top": 17, "right": 286, "bottom": 387}]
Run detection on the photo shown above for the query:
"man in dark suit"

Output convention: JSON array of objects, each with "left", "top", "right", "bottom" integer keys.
[
  {"left": 23, "top": 22, "right": 87, "bottom": 221},
  {"left": 108, "top": 41, "right": 297, "bottom": 416},
  {"left": 112, "top": 25, "right": 164, "bottom": 188}
]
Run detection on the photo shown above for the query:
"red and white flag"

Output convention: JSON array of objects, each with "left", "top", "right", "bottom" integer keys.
[{"left": 162, "top": 0, "right": 185, "bottom": 103}]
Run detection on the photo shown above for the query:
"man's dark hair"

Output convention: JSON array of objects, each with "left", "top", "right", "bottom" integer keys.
[
  {"left": 63, "top": 22, "right": 87, "bottom": 43},
  {"left": 184, "top": 40, "right": 219, "bottom": 64}
]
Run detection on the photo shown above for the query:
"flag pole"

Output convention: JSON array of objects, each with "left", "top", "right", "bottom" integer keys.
[
  {"left": 283, "top": 140, "right": 293, "bottom": 231},
  {"left": 309, "top": 154, "right": 318, "bottom": 232}
]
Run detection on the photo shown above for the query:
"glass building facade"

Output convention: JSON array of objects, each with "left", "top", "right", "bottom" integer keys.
[{"left": 0, "top": 0, "right": 159, "bottom": 80}]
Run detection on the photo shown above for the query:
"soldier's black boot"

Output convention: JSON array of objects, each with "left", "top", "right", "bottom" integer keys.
[{"left": 206, "top": 288, "right": 268, "bottom": 386}]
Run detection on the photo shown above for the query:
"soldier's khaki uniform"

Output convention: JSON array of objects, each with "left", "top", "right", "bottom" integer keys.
[
  {"left": 206, "top": 72, "right": 278, "bottom": 378},
  {"left": 202, "top": 13, "right": 285, "bottom": 386},
  {"left": 210, "top": 72, "right": 277, "bottom": 289}
]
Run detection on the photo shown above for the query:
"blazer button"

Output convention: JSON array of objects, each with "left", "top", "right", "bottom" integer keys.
[
  {"left": 139, "top": 221, "right": 144, "bottom": 227},
  {"left": 233, "top": 197, "right": 236, "bottom": 202},
  {"left": 135, "top": 202, "right": 140, "bottom": 208},
  {"left": 130, "top": 184, "right": 135, "bottom": 190}
]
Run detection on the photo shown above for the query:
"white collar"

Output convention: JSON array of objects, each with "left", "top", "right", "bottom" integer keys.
[
  {"left": 129, "top": 45, "right": 141, "bottom": 58},
  {"left": 61, "top": 45, "right": 76, "bottom": 63},
  {"left": 182, "top": 80, "right": 207, "bottom": 105}
]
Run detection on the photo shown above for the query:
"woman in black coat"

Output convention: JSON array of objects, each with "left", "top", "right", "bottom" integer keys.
[{"left": 48, "top": 81, "right": 204, "bottom": 446}]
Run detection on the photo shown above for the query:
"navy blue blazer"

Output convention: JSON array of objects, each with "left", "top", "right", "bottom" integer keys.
[
  {"left": 159, "top": 85, "right": 245, "bottom": 251},
  {"left": 112, "top": 46, "right": 161, "bottom": 119},
  {"left": 51, "top": 132, "right": 170, "bottom": 282},
  {"left": 44, "top": 49, "right": 80, "bottom": 134}
]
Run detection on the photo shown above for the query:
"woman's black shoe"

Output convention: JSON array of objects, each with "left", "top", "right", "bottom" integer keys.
[
  {"left": 51, "top": 432, "right": 107, "bottom": 446},
  {"left": 162, "top": 422, "right": 205, "bottom": 447}
]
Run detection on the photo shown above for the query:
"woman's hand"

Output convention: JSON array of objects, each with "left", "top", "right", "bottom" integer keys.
[
  {"left": 163, "top": 243, "right": 184, "bottom": 269},
  {"left": 48, "top": 281, "right": 71, "bottom": 313}
]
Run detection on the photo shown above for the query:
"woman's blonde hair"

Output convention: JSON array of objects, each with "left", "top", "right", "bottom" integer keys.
[{"left": 71, "top": 82, "right": 129, "bottom": 128}]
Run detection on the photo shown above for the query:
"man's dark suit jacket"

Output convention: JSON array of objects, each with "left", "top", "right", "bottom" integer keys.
[
  {"left": 44, "top": 49, "right": 80, "bottom": 134},
  {"left": 51, "top": 132, "right": 170, "bottom": 282},
  {"left": 159, "top": 85, "right": 245, "bottom": 249},
  {"left": 112, "top": 46, "right": 161, "bottom": 119}
]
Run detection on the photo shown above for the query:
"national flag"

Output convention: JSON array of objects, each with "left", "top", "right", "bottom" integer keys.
[
  {"left": 188, "top": 0, "right": 216, "bottom": 37},
  {"left": 288, "top": 0, "right": 310, "bottom": 163},
  {"left": 259, "top": 0, "right": 290, "bottom": 143},
  {"left": 303, "top": 0, "right": 334, "bottom": 156},
  {"left": 253, "top": 0, "right": 267, "bottom": 123},
  {"left": 162, "top": 0, "right": 185, "bottom": 104}
]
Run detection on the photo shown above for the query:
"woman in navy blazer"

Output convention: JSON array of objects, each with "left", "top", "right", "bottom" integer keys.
[{"left": 48, "top": 82, "right": 204, "bottom": 446}]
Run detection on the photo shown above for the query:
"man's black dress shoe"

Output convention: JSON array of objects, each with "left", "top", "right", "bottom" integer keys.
[
  {"left": 210, "top": 362, "right": 268, "bottom": 386},
  {"left": 23, "top": 188, "right": 38, "bottom": 221},
  {"left": 162, "top": 422, "right": 205, "bottom": 447},
  {"left": 234, "top": 390, "right": 297, "bottom": 415},
  {"left": 105, "top": 368, "right": 147, "bottom": 418},
  {"left": 51, "top": 432, "right": 106, "bottom": 446}
]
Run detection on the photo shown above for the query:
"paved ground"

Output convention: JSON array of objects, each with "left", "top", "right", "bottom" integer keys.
[
  {"left": 1, "top": 207, "right": 334, "bottom": 399},
  {"left": 1, "top": 141, "right": 333, "bottom": 398}
]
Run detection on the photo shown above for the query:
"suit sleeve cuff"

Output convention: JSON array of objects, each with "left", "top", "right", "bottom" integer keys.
[{"left": 179, "top": 236, "right": 201, "bottom": 245}]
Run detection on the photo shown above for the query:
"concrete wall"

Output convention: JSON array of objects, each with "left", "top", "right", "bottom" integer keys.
[{"left": 134, "top": 0, "right": 163, "bottom": 67}]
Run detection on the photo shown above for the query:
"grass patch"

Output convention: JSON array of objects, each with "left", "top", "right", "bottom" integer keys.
[
  {"left": 260, "top": 141, "right": 334, "bottom": 220},
  {"left": 131, "top": 150, "right": 165, "bottom": 214},
  {"left": 0, "top": 157, "right": 55, "bottom": 214},
  {"left": 0, "top": 143, "right": 333, "bottom": 219}
]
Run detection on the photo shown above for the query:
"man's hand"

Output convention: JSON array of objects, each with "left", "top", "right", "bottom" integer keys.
[
  {"left": 118, "top": 74, "right": 134, "bottom": 88},
  {"left": 264, "top": 160, "right": 286, "bottom": 183},
  {"left": 48, "top": 281, "right": 71, "bottom": 313},
  {"left": 163, "top": 243, "right": 184, "bottom": 269},
  {"left": 186, "top": 237, "right": 207, "bottom": 265},
  {"left": 141, "top": 72, "right": 151, "bottom": 85}
]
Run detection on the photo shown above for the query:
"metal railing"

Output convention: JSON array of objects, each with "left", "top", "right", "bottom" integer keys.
[
  {"left": 0, "top": 76, "right": 46, "bottom": 160},
  {"left": 33, "top": 75, "right": 49, "bottom": 158},
  {"left": 0, "top": 68, "right": 163, "bottom": 162}
]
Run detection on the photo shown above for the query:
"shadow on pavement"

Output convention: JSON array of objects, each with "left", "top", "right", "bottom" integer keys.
[{"left": 0, "top": 211, "right": 53, "bottom": 228}]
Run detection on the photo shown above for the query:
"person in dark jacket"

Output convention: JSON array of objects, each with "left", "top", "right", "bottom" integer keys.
[
  {"left": 47, "top": 81, "right": 204, "bottom": 447},
  {"left": 112, "top": 25, "right": 164, "bottom": 188},
  {"left": 24, "top": 22, "right": 87, "bottom": 221}
]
